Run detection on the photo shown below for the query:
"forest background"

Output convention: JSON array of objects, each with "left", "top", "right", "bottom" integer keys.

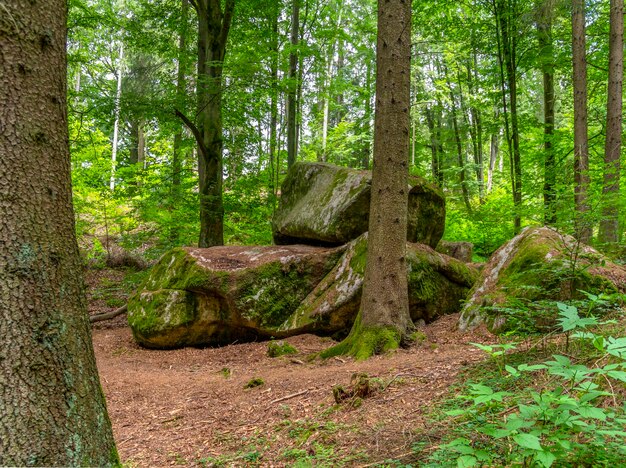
[{"left": 68, "top": 0, "right": 624, "bottom": 262}]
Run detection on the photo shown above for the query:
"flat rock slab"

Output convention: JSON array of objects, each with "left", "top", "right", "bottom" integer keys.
[
  {"left": 459, "top": 226, "right": 626, "bottom": 333},
  {"left": 272, "top": 162, "right": 445, "bottom": 247},
  {"left": 128, "top": 245, "right": 344, "bottom": 348}
]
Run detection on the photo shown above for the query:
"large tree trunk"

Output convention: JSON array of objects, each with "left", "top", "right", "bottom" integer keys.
[
  {"left": 286, "top": 0, "right": 300, "bottom": 169},
  {"left": 0, "top": 1, "right": 118, "bottom": 464},
  {"left": 572, "top": 0, "right": 591, "bottom": 242},
  {"left": 537, "top": 0, "right": 556, "bottom": 225},
  {"left": 322, "top": 0, "right": 413, "bottom": 360},
  {"left": 598, "top": 0, "right": 623, "bottom": 245}
]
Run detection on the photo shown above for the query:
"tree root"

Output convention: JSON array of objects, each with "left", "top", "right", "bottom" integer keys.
[{"left": 90, "top": 305, "right": 127, "bottom": 323}]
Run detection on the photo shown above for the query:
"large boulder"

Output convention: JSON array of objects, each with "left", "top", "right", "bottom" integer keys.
[
  {"left": 128, "top": 245, "right": 344, "bottom": 348},
  {"left": 272, "top": 162, "right": 445, "bottom": 247},
  {"left": 281, "top": 234, "right": 479, "bottom": 336},
  {"left": 436, "top": 240, "right": 474, "bottom": 263},
  {"left": 459, "top": 226, "right": 626, "bottom": 333}
]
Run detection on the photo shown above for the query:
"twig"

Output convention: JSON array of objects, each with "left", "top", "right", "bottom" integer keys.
[
  {"left": 270, "top": 389, "right": 309, "bottom": 404},
  {"left": 90, "top": 304, "right": 127, "bottom": 323}
]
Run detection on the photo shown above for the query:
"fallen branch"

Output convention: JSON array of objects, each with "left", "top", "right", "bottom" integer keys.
[
  {"left": 90, "top": 305, "right": 127, "bottom": 323},
  {"left": 270, "top": 389, "right": 309, "bottom": 404}
]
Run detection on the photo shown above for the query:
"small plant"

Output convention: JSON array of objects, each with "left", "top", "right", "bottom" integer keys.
[
  {"left": 244, "top": 377, "right": 265, "bottom": 389},
  {"left": 267, "top": 340, "right": 298, "bottom": 357},
  {"left": 219, "top": 367, "right": 231, "bottom": 378},
  {"left": 470, "top": 341, "right": 517, "bottom": 375},
  {"left": 430, "top": 302, "right": 626, "bottom": 467}
]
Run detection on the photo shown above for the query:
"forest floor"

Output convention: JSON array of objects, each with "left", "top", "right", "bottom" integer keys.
[{"left": 88, "top": 267, "right": 496, "bottom": 467}]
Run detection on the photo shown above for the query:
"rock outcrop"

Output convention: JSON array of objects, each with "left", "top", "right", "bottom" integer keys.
[
  {"left": 282, "top": 234, "right": 479, "bottom": 336},
  {"left": 459, "top": 226, "right": 626, "bottom": 333},
  {"left": 128, "top": 245, "right": 343, "bottom": 348},
  {"left": 436, "top": 240, "right": 473, "bottom": 263},
  {"left": 272, "top": 162, "right": 445, "bottom": 247}
]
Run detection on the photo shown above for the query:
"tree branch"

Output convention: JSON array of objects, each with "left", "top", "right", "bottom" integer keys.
[
  {"left": 219, "top": 0, "right": 236, "bottom": 51},
  {"left": 188, "top": 0, "right": 200, "bottom": 14},
  {"left": 174, "top": 108, "right": 204, "bottom": 154}
]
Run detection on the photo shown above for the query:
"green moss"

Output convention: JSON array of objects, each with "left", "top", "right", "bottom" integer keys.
[
  {"left": 142, "top": 248, "right": 214, "bottom": 292},
  {"left": 267, "top": 340, "right": 298, "bottom": 357},
  {"left": 320, "top": 313, "right": 402, "bottom": 360},
  {"left": 128, "top": 289, "right": 196, "bottom": 339},
  {"left": 244, "top": 377, "right": 265, "bottom": 389}
]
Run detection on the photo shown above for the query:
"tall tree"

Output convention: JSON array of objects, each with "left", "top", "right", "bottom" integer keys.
[
  {"left": 598, "top": 0, "right": 623, "bottom": 245},
  {"left": 287, "top": 0, "right": 300, "bottom": 169},
  {"left": 494, "top": 0, "right": 523, "bottom": 232},
  {"left": 177, "top": 0, "right": 235, "bottom": 247},
  {"left": 572, "top": 0, "right": 591, "bottom": 242},
  {"left": 536, "top": 0, "right": 556, "bottom": 225},
  {"left": 0, "top": 0, "right": 118, "bottom": 464},
  {"left": 322, "top": 0, "right": 413, "bottom": 359}
]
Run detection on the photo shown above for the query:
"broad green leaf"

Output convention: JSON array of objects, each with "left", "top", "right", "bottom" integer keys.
[{"left": 513, "top": 433, "right": 542, "bottom": 451}]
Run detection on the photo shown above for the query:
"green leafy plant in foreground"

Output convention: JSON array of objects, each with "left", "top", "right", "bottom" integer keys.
[{"left": 429, "top": 302, "right": 626, "bottom": 467}]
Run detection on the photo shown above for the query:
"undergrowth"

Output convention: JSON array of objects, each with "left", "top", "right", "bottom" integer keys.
[{"left": 415, "top": 294, "right": 626, "bottom": 468}]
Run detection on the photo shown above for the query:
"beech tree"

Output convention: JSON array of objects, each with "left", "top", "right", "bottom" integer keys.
[
  {"left": 0, "top": 0, "right": 118, "bottom": 464},
  {"left": 322, "top": 0, "right": 413, "bottom": 359},
  {"left": 177, "top": 0, "right": 236, "bottom": 247}
]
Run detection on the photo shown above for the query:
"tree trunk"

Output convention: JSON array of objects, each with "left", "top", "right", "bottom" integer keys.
[
  {"left": 322, "top": 0, "right": 413, "bottom": 360},
  {"left": 537, "top": 0, "right": 556, "bottom": 225},
  {"left": 572, "top": 0, "right": 591, "bottom": 242},
  {"left": 268, "top": 3, "right": 279, "bottom": 208},
  {"left": 495, "top": 0, "right": 522, "bottom": 232},
  {"left": 180, "top": 0, "right": 235, "bottom": 247},
  {"left": 287, "top": 0, "right": 300, "bottom": 169},
  {"left": 0, "top": 1, "right": 118, "bottom": 464},
  {"left": 598, "top": 0, "right": 623, "bottom": 245},
  {"left": 110, "top": 41, "right": 124, "bottom": 191}
]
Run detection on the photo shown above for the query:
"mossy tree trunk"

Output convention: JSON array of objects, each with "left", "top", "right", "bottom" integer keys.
[
  {"left": 322, "top": 0, "right": 413, "bottom": 360},
  {"left": 0, "top": 1, "right": 118, "bottom": 464}
]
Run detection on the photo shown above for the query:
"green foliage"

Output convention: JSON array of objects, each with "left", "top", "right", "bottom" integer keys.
[
  {"left": 244, "top": 377, "right": 265, "bottom": 389},
  {"left": 427, "top": 302, "right": 626, "bottom": 467},
  {"left": 267, "top": 340, "right": 298, "bottom": 358}
]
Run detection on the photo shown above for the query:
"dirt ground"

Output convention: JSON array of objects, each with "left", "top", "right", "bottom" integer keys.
[{"left": 89, "top": 270, "right": 496, "bottom": 467}]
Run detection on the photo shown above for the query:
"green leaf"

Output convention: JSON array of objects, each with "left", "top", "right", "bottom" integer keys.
[
  {"left": 535, "top": 450, "right": 556, "bottom": 468},
  {"left": 574, "top": 406, "right": 607, "bottom": 420},
  {"left": 457, "top": 455, "right": 477, "bottom": 468},
  {"left": 513, "top": 433, "right": 542, "bottom": 451}
]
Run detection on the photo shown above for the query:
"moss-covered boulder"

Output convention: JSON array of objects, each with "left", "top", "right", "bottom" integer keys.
[
  {"left": 459, "top": 226, "right": 626, "bottom": 333},
  {"left": 272, "top": 162, "right": 445, "bottom": 247},
  {"left": 281, "top": 234, "right": 479, "bottom": 336},
  {"left": 128, "top": 245, "right": 344, "bottom": 348}
]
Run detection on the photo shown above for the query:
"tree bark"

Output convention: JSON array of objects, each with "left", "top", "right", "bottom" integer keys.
[
  {"left": 537, "top": 0, "right": 556, "bottom": 225},
  {"left": 287, "top": 0, "right": 300, "bottom": 169},
  {"left": 0, "top": 1, "right": 118, "bottom": 464},
  {"left": 181, "top": 0, "right": 235, "bottom": 247},
  {"left": 572, "top": 0, "right": 591, "bottom": 242},
  {"left": 322, "top": 0, "right": 413, "bottom": 359},
  {"left": 598, "top": 0, "right": 623, "bottom": 245},
  {"left": 495, "top": 0, "right": 522, "bottom": 232}
]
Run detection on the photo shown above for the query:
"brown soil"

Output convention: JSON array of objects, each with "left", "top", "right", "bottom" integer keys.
[{"left": 89, "top": 269, "right": 496, "bottom": 467}]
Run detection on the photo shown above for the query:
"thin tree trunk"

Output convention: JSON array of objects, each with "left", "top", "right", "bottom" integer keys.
[
  {"left": 173, "top": 0, "right": 189, "bottom": 210},
  {"left": 572, "top": 0, "right": 591, "bottom": 242},
  {"left": 537, "top": 0, "right": 556, "bottom": 225},
  {"left": 599, "top": 0, "right": 623, "bottom": 245},
  {"left": 287, "top": 0, "right": 300, "bottom": 169},
  {"left": 110, "top": 42, "right": 124, "bottom": 191},
  {"left": 0, "top": 1, "right": 118, "bottom": 463},
  {"left": 426, "top": 107, "right": 442, "bottom": 186},
  {"left": 268, "top": 3, "right": 279, "bottom": 207}
]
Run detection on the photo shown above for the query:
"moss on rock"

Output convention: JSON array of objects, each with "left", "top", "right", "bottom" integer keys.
[
  {"left": 127, "top": 245, "right": 344, "bottom": 348},
  {"left": 282, "top": 233, "right": 478, "bottom": 337},
  {"left": 272, "top": 162, "right": 445, "bottom": 247},
  {"left": 459, "top": 226, "right": 626, "bottom": 334}
]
